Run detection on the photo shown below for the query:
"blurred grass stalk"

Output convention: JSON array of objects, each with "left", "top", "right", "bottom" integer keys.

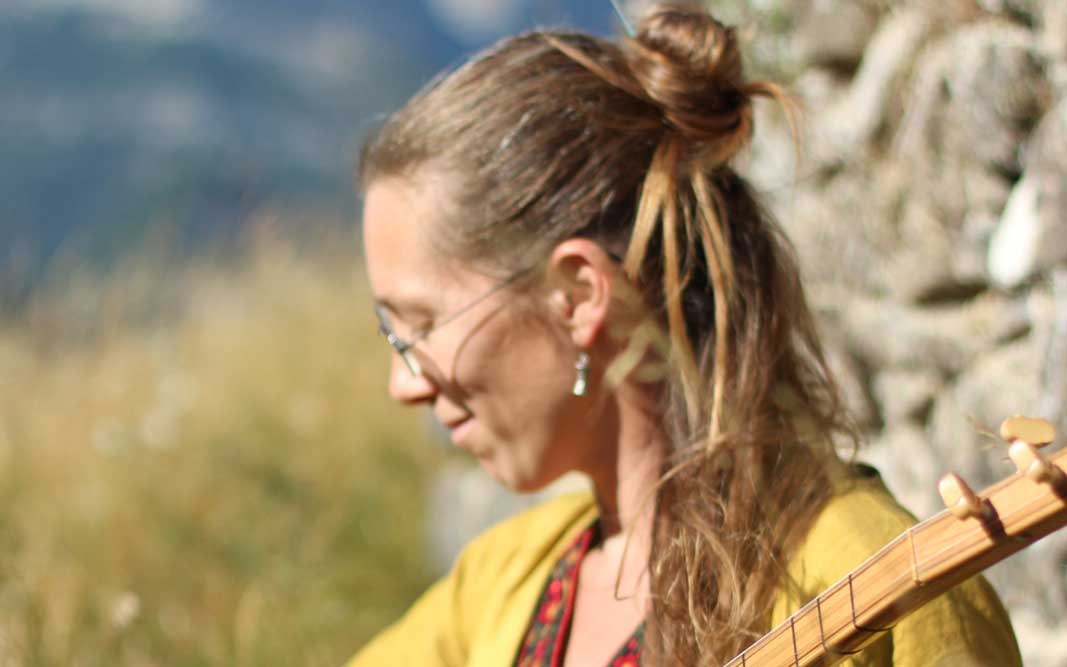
[{"left": 0, "top": 217, "right": 440, "bottom": 666}]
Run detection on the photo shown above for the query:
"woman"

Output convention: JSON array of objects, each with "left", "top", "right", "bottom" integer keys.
[{"left": 351, "top": 4, "right": 1021, "bottom": 666}]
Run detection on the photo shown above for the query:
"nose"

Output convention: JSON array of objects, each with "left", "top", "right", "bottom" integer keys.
[{"left": 387, "top": 353, "right": 436, "bottom": 405}]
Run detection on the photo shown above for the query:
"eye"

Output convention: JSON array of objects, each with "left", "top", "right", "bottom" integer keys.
[
  {"left": 391, "top": 314, "right": 432, "bottom": 342},
  {"left": 382, "top": 302, "right": 436, "bottom": 340},
  {"left": 410, "top": 320, "right": 435, "bottom": 340}
]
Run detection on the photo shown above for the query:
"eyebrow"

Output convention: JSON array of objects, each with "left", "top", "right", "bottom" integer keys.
[{"left": 373, "top": 295, "right": 435, "bottom": 320}]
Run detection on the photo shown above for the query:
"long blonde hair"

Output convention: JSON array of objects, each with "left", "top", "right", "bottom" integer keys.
[{"left": 360, "top": 4, "right": 854, "bottom": 664}]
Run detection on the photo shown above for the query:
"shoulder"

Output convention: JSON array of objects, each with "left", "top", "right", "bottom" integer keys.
[
  {"left": 347, "top": 491, "right": 598, "bottom": 667},
  {"left": 777, "top": 466, "right": 1022, "bottom": 667},
  {"left": 791, "top": 467, "right": 917, "bottom": 586},
  {"left": 446, "top": 490, "right": 598, "bottom": 660},
  {"left": 449, "top": 490, "right": 597, "bottom": 621}
]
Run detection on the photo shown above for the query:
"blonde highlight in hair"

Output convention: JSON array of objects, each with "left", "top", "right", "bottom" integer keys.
[{"left": 360, "top": 3, "right": 854, "bottom": 664}]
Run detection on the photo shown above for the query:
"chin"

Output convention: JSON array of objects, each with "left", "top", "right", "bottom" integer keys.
[
  {"left": 507, "top": 477, "right": 552, "bottom": 495},
  {"left": 478, "top": 457, "right": 557, "bottom": 495}
]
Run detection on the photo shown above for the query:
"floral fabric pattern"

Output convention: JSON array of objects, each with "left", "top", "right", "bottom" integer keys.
[{"left": 513, "top": 522, "right": 644, "bottom": 667}]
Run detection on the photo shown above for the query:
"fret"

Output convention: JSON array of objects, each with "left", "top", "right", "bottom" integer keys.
[
  {"left": 815, "top": 595, "right": 826, "bottom": 656},
  {"left": 813, "top": 594, "right": 863, "bottom": 660},
  {"left": 789, "top": 616, "right": 799, "bottom": 667},
  {"left": 847, "top": 571, "right": 890, "bottom": 634},
  {"left": 906, "top": 526, "right": 923, "bottom": 586}
]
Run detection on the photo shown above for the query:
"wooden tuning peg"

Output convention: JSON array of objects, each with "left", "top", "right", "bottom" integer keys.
[
  {"left": 999, "top": 416, "right": 1056, "bottom": 448},
  {"left": 1008, "top": 440, "right": 1061, "bottom": 484},
  {"left": 1000, "top": 416, "right": 1062, "bottom": 485},
  {"left": 939, "top": 472, "right": 985, "bottom": 520}
]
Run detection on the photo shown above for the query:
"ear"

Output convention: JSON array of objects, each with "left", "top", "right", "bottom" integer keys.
[{"left": 545, "top": 238, "right": 616, "bottom": 349}]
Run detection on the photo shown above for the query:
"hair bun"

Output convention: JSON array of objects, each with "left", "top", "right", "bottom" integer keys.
[{"left": 627, "top": 5, "right": 756, "bottom": 162}]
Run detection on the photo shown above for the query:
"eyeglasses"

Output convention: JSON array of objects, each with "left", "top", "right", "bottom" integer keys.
[{"left": 374, "top": 268, "right": 533, "bottom": 377}]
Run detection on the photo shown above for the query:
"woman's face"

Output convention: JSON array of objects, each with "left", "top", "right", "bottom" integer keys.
[{"left": 362, "top": 178, "right": 602, "bottom": 492}]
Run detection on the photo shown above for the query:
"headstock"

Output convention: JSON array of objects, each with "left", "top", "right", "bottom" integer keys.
[{"left": 938, "top": 416, "right": 1061, "bottom": 516}]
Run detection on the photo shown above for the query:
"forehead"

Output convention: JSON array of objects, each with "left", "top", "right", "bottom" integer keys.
[
  {"left": 363, "top": 178, "right": 437, "bottom": 295},
  {"left": 362, "top": 178, "right": 470, "bottom": 310}
]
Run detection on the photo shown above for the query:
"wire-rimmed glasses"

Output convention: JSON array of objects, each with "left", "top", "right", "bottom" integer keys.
[{"left": 374, "top": 267, "right": 534, "bottom": 377}]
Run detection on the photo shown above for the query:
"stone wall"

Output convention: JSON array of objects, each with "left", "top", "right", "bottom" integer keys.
[{"left": 744, "top": 2, "right": 1067, "bottom": 664}]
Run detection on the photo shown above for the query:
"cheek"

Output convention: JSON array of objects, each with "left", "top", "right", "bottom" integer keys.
[
  {"left": 492, "top": 352, "right": 578, "bottom": 470},
  {"left": 457, "top": 323, "right": 571, "bottom": 428}
]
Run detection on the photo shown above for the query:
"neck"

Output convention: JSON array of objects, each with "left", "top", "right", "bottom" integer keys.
[{"left": 579, "top": 381, "right": 665, "bottom": 584}]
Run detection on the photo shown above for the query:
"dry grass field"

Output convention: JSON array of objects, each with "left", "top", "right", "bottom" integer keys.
[{"left": 0, "top": 229, "right": 440, "bottom": 666}]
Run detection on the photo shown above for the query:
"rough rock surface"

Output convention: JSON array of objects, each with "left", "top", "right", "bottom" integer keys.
[
  {"left": 789, "top": 0, "right": 880, "bottom": 69},
  {"left": 989, "top": 100, "right": 1067, "bottom": 287},
  {"left": 778, "top": 4, "right": 1067, "bottom": 663}
]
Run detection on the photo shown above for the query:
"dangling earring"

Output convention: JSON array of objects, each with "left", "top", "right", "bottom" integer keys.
[{"left": 572, "top": 351, "right": 590, "bottom": 397}]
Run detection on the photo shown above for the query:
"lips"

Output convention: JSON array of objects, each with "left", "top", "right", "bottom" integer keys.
[
  {"left": 447, "top": 418, "right": 474, "bottom": 446},
  {"left": 435, "top": 407, "right": 473, "bottom": 439}
]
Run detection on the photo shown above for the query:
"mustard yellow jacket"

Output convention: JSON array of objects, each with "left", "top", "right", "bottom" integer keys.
[{"left": 349, "top": 477, "right": 1021, "bottom": 666}]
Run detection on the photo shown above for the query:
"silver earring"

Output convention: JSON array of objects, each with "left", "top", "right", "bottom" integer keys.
[{"left": 572, "top": 351, "right": 590, "bottom": 397}]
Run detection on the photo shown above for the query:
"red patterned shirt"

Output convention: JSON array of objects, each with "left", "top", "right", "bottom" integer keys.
[{"left": 513, "top": 522, "right": 644, "bottom": 667}]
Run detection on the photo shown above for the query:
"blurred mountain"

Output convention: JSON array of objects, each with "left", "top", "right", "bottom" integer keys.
[
  {"left": 0, "top": 0, "right": 612, "bottom": 280},
  {"left": 0, "top": 3, "right": 427, "bottom": 272}
]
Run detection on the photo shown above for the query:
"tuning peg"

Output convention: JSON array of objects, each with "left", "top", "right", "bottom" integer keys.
[
  {"left": 1008, "top": 440, "right": 1064, "bottom": 485},
  {"left": 939, "top": 473, "right": 986, "bottom": 520},
  {"left": 999, "top": 416, "right": 1056, "bottom": 448}
]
